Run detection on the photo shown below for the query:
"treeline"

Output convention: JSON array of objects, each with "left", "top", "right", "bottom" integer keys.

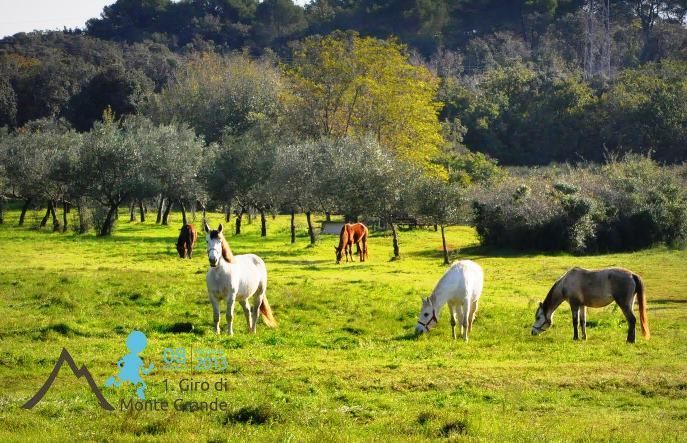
[
  {"left": 2, "top": 29, "right": 686, "bottom": 166},
  {"left": 0, "top": 114, "right": 473, "bottom": 263},
  {"left": 84, "top": 0, "right": 687, "bottom": 64},
  {"left": 2, "top": 113, "right": 684, "bottom": 257}
]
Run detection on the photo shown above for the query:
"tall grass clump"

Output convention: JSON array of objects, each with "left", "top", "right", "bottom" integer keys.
[{"left": 472, "top": 155, "right": 687, "bottom": 253}]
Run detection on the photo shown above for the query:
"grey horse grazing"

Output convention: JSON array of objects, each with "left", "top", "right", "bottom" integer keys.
[{"left": 532, "top": 267, "right": 649, "bottom": 343}]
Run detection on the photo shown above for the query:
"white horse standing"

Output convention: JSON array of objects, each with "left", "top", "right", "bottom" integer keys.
[
  {"left": 204, "top": 223, "right": 277, "bottom": 334},
  {"left": 415, "top": 260, "right": 484, "bottom": 341}
]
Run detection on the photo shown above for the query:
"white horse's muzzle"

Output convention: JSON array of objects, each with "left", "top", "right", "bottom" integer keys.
[{"left": 208, "top": 250, "right": 220, "bottom": 267}]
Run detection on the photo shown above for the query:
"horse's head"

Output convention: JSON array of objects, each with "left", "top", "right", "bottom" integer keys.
[
  {"left": 204, "top": 222, "right": 224, "bottom": 267},
  {"left": 415, "top": 297, "right": 438, "bottom": 335},
  {"left": 531, "top": 302, "right": 552, "bottom": 335},
  {"left": 334, "top": 246, "right": 343, "bottom": 264},
  {"left": 176, "top": 242, "right": 186, "bottom": 258}
]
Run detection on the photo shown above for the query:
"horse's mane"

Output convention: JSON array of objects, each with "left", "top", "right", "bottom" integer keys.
[
  {"left": 210, "top": 230, "right": 235, "bottom": 263},
  {"left": 542, "top": 274, "right": 565, "bottom": 308},
  {"left": 221, "top": 238, "right": 235, "bottom": 263}
]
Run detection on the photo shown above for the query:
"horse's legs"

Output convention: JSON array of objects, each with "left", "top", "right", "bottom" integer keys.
[
  {"left": 468, "top": 300, "right": 479, "bottom": 333},
  {"left": 186, "top": 239, "right": 193, "bottom": 258},
  {"left": 461, "top": 301, "right": 470, "bottom": 342},
  {"left": 449, "top": 305, "right": 458, "bottom": 340},
  {"left": 239, "top": 299, "right": 251, "bottom": 332},
  {"left": 226, "top": 293, "right": 236, "bottom": 335},
  {"left": 570, "top": 301, "right": 580, "bottom": 340},
  {"left": 617, "top": 298, "right": 637, "bottom": 343},
  {"left": 347, "top": 242, "right": 353, "bottom": 262},
  {"left": 209, "top": 293, "right": 221, "bottom": 334},
  {"left": 455, "top": 304, "right": 464, "bottom": 338},
  {"left": 579, "top": 306, "right": 587, "bottom": 341},
  {"left": 250, "top": 296, "right": 261, "bottom": 334}
]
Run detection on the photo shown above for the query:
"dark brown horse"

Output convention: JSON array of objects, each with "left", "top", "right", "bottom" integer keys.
[
  {"left": 335, "top": 223, "right": 369, "bottom": 264},
  {"left": 532, "top": 267, "right": 649, "bottom": 343},
  {"left": 176, "top": 224, "right": 198, "bottom": 258}
]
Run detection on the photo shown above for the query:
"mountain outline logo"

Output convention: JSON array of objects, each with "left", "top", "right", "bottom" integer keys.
[{"left": 22, "top": 348, "right": 114, "bottom": 411}]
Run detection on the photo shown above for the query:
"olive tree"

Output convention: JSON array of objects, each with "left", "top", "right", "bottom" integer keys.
[
  {"left": 1, "top": 120, "right": 81, "bottom": 229},
  {"left": 79, "top": 114, "right": 147, "bottom": 236},
  {"left": 132, "top": 117, "right": 206, "bottom": 225},
  {"left": 204, "top": 125, "right": 277, "bottom": 236},
  {"left": 272, "top": 140, "right": 328, "bottom": 244},
  {"left": 412, "top": 176, "right": 465, "bottom": 264},
  {"left": 321, "top": 136, "right": 411, "bottom": 258}
]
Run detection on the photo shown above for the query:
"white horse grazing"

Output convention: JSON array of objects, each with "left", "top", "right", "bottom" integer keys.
[
  {"left": 415, "top": 260, "right": 484, "bottom": 341},
  {"left": 204, "top": 223, "right": 276, "bottom": 334}
]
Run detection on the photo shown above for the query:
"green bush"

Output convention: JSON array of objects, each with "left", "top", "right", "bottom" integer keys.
[{"left": 472, "top": 155, "right": 687, "bottom": 253}]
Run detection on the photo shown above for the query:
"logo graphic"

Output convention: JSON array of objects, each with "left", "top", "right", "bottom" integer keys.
[
  {"left": 22, "top": 348, "right": 114, "bottom": 411},
  {"left": 105, "top": 330, "right": 154, "bottom": 399}
]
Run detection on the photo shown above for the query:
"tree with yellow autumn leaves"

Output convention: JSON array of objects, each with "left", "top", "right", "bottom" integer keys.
[{"left": 285, "top": 32, "right": 445, "bottom": 173}]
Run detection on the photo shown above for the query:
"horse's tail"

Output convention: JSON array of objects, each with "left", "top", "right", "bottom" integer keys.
[
  {"left": 632, "top": 273, "right": 649, "bottom": 339},
  {"left": 259, "top": 295, "right": 277, "bottom": 328}
]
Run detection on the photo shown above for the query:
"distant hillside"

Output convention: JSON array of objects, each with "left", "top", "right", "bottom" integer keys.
[{"left": 1, "top": 1, "right": 686, "bottom": 164}]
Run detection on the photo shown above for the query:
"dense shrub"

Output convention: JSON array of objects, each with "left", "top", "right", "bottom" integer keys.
[{"left": 472, "top": 156, "right": 687, "bottom": 253}]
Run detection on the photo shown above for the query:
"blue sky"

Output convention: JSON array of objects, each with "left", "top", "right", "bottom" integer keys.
[{"left": 0, "top": 0, "right": 310, "bottom": 38}]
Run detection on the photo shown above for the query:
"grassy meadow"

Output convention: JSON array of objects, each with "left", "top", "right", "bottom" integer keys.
[{"left": 0, "top": 207, "right": 686, "bottom": 442}]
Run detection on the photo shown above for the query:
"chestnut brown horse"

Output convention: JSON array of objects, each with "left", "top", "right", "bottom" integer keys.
[
  {"left": 335, "top": 223, "right": 369, "bottom": 264},
  {"left": 176, "top": 224, "right": 198, "bottom": 258}
]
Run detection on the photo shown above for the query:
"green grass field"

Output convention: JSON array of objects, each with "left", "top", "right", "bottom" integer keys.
[{"left": 0, "top": 208, "right": 686, "bottom": 442}]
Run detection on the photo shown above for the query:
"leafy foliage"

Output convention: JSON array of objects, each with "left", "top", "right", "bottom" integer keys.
[
  {"left": 472, "top": 155, "right": 687, "bottom": 252},
  {"left": 144, "top": 52, "right": 283, "bottom": 143},
  {"left": 286, "top": 33, "right": 444, "bottom": 172}
]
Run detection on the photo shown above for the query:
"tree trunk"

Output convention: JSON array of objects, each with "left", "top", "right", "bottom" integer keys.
[
  {"left": 62, "top": 201, "right": 69, "bottom": 232},
  {"left": 50, "top": 201, "right": 60, "bottom": 231},
  {"left": 390, "top": 221, "right": 400, "bottom": 258},
  {"left": 235, "top": 209, "right": 243, "bottom": 235},
  {"left": 180, "top": 201, "right": 187, "bottom": 225},
  {"left": 290, "top": 210, "right": 296, "bottom": 244},
  {"left": 19, "top": 198, "right": 32, "bottom": 226},
  {"left": 162, "top": 200, "right": 173, "bottom": 225},
  {"left": 247, "top": 210, "right": 253, "bottom": 224},
  {"left": 441, "top": 224, "right": 449, "bottom": 265},
  {"left": 225, "top": 204, "right": 231, "bottom": 222},
  {"left": 129, "top": 201, "right": 136, "bottom": 222},
  {"left": 325, "top": 212, "right": 331, "bottom": 222},
  {"left": 77, "top": 202, "right": 87, "bottom": 234},
  {"left": 138, "top": 200, "right": 145, "bottom": 222},
  {"left": 156, "top": 196, "right": 164, "bottom": 224},
  {"left": 260, "top": 209, "right": 267, "bottom": 237},
  {"left": 0, "top": 198, "right": 4, "bottom": 224},
  {"left": 40, "top": 202, "right": 52, "bottom": 227},
  {"left": 306, "top": 211, "right": 316, "bottom": 245},
  {"left": 100, "top": 204, "right": 119, "bottom": 236}
]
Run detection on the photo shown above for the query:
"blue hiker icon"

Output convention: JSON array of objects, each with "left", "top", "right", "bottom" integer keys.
[{"left": 105, "top": 330, "right": 154, "bottom": 399}]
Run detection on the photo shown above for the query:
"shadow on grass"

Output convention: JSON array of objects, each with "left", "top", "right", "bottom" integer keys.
[
  {"left": 393, "top": 331, "right": 418, "bottom": 341},
  {"left": 405, "top": 243, "right": 569, "bottom": 260},
  {"left": 652, "top": 299, "right": 687, "bottom": 304}
]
